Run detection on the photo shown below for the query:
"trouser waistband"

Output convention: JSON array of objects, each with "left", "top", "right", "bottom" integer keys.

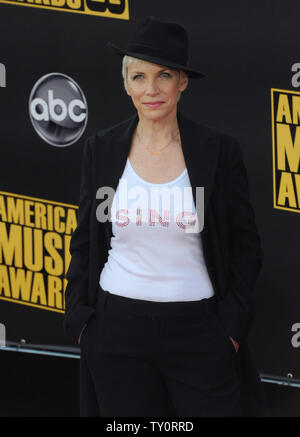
[{"left": 97, "top": 284, "right": 218, "bottom": 318}]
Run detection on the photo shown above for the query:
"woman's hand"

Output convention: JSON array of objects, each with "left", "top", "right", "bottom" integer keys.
[{"left": 230, "top": 337, "right": 239, "bottom": 352}]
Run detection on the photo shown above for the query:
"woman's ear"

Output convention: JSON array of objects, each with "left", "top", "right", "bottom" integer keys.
[
  {"left": 124, "top": 81, "right": 131, "bottom": 96},
  {"left": 178, "top": 70, "right": 188, "bottom": 92},
  {"left": 180, "top": 72, "right": 189, "bottom": 92}
]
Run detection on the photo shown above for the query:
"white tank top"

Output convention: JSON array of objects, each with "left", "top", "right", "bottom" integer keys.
[{"left": 99, "top": 157, "right": 215, "bottom": 301}]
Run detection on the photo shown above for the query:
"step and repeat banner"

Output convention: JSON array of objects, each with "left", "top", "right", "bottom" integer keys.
[{"left": 0, "top": 0, "right": 299, "bottom": 380}]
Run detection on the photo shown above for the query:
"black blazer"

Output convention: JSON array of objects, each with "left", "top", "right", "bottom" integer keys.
[{"left": 63, "top": 109, "right": 269, "bottom": 416}]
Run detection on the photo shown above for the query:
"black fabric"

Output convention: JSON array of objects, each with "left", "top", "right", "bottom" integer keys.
[
  {"left": 107, "top": 16, "right": 205, "bottom": 78},
  {"left": 80, "top": 286, "right": 245, "bottom": 417}
]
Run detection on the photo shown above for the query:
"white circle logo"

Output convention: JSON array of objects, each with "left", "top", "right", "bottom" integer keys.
[{"left": 29, "top": 73, "right": 88, "bottom": 147}]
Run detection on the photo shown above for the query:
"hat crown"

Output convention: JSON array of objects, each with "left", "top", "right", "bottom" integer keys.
[
  {"left": 107, "top": 16, "right": 205, "bottom": 78},
  {"left": 126, "top": 16, "right": 189, "bottom": 66}
]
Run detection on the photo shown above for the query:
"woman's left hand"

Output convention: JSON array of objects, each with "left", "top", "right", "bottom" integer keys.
[{"left": 230, "top": 337, "right": 239, "bottom": 352}]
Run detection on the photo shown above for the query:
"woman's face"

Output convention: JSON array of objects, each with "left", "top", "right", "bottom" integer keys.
[{"left": 125, "top": 58, "right": 188, "bottom": 121}]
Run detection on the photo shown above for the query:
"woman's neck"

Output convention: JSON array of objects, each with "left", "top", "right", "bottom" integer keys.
[{"left": 136, "top": 110, "right": 180, "bottom": 151}]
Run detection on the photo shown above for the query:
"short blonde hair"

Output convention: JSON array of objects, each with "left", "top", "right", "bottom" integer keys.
[{"left": 122, "top": 55, "right": 187, "bottom": 102}]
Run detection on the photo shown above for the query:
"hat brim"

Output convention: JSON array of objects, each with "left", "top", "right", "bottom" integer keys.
[{"left": 107, "top": 41, "right": 205, "bottom": 79}]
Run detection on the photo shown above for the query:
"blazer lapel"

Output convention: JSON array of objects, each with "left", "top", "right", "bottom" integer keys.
[
  {"left": 96, "top": 109, "right": 220, "bottom": 238},
  {"left": 177, "top": 110, "right": 220, "bottom": 220}
]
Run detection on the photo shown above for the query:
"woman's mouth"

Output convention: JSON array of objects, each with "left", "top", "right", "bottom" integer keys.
[{"left": 143, "top": 102, "right": 164, "bottom": 109}]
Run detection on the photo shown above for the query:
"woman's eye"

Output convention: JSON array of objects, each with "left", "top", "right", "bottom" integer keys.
[{"left": 132, "top": 73, "right": 171, "bottom": 80}]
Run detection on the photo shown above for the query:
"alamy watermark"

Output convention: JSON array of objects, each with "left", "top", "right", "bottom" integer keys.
[
  {"left": 291, "top": 63, "right": 300, "bottom": 88},
  {"left": 0, "top": 63, "right": 6, "bottom": 87},
  {"left": 291, "top": 322, "right": 300, "bottom": 348},
  {"left": 0, "top": 323, "right": 6, "bottom": 347},
  {"left": 95, "top": 181, "right": 205, "bottom": 234}
]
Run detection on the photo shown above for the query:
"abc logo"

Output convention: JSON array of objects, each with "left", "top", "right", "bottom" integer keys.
[{"left": 29, "top": 73, "right": 88, "bottom": 147}]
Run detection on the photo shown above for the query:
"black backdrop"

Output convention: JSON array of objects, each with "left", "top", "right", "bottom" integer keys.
[{"left": 0, "top": 0, "right": 300, "bottom": 383}]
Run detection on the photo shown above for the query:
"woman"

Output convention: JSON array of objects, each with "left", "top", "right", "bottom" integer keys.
[{"left": 64, "top": 16, "right": 269, "bottom": 417}]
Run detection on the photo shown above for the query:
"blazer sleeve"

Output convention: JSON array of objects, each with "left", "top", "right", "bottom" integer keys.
[
  {"left": 63, "top": 136, "right": 97, "bottom": 343},
  {"left": 217, "top": 137, "right": 264, "bottom": 345}
]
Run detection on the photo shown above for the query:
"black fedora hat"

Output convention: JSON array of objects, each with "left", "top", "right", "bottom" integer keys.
[{"left": 107, "top": 16, "right": 205, "bottom": 79}]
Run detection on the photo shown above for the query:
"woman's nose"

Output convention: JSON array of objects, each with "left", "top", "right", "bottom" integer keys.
[{"left": 145, "top": 79, "right": 159, "bottom": 95}]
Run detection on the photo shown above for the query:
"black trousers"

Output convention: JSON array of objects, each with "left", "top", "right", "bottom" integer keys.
[{"left": 80, "top": 285, "right": 243, "bottom": 417}]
